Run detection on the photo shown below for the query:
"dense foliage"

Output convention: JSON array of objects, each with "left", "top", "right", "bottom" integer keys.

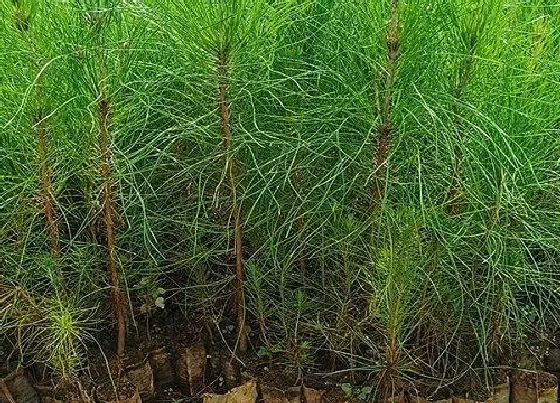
[{"left": 1, "top": 0, "right": 559, "bottom": 398}]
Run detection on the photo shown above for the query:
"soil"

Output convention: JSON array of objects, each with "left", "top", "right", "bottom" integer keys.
[
  {"left": 2, "top": 305, "right": 560, "bottom": 403},
  {"left": 96, "top": 378, "right": 139, "bottom": 402},
  {"left": 512, "top": 370, "right": 557, "bottom": 390},
  {"left": 448, "top": 369, "right": 509, "bottom": 401},
  {"left": 322, "top": 389, "right": 362, "bottom": 403},
  {"left": 405, "top": 379, "right": 453, "bottom": 402},
  {"left": 511, "top": 369, "right": 558, "bottom": 403},
  {"left": 0, "top": 368, "right": 40, "bottom": 403},
  {"left": 545, "top": 348, "right": 560, "bottom": 373}
]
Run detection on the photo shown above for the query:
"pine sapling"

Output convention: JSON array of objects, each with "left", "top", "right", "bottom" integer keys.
[
  {"left": 91, "top": 11, "right": 127, "bottom": 361},
  {"left": 217, "top": 44, "right": 247, "bottom": 353},
  {"left": 373, "top": 0, "right": 400, "bottom": 209},
  {"left": 99, "top": 95, "right": 126, "bottom": 360},
  {"left": 13, "top": 1, "right": 61, "bottom": 258}
]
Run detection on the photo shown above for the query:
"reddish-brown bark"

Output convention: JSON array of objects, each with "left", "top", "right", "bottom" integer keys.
[
  {"left": 17, "top": 0, "right": 61, "bottom": 259},
  {"left": 217, "top": 47, "right": 247, "bottom": 353},
  {"left": 99, "top": 96, "right": 126, "bottom": 359},
  {"left": 373, "top": 122, "right": 392, "bottom": 207},
  {"left": 35, "top": 113, "right": 60, "bottom": 257},
  {"left": 373, "top": 0, "right": 399, "bottom": 209}
]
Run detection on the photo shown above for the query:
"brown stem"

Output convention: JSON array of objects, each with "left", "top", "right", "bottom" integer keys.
[
  {"left": 91, "top": 11, "right": 126, "bottom": 360},
  {"left": 15, "top": 2, "right": 61, "bottom": 260},
  {"left": 381, "top": 326, "right": 399, "bottom": 401},
  {"left": 217, "top": 47, "right": 247, "bottom": 353},
  {"left": 35, "top": 113, "right": 60, "bottom": 258},
  {"left": 376, "top": 2, "right": 401, "bottom": 392},
  {"left": 234, "top": 204, "right": 247, "bottom": 353},
  {"left": 99, "top": 95, "right": 126, "bottom": 359},
  {"left": 373, "top": 0, "right": 399, "bottom": 208},
  {"left": 0, "top": 380, "right": 16, "bottom": 403}
]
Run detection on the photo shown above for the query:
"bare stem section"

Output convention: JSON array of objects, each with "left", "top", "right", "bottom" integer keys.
[
  {"left": 35, "top": 111, "right": 60, "bottom": 258},
  {"left": 13, "top": 1, "right": 61, "bottom": 258},
  {"left": 373, "top": 0, "right": 400, "bottom": 209},
  {"left": 99, "top": 96, "right": 125, "bottom": 358},
  {"left": 96, "top": 24, "right": 126, "bottom": 359},
  {"left": 217, "top": 46, "right": 247, "bottom": 353}
]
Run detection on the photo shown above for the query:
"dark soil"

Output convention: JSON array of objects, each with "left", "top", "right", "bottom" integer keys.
[
  {"left": 448, "top": 369, "right": 509, "bottom": 401},
  {"left": 512, "top": 370, "right": 557, "bottom": 390},
  {"left": 96, "top": 379, "right": 138, "bottom": 402},
  {"left": 2, "top": 304, "right": 560, "bottom": 402},
  {"left": 405, "top": 379, "right": 453, "bottom": 402}
]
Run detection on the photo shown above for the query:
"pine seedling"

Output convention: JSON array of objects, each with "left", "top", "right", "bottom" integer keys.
[
  {"left": 76, "top": 1, "right": 127, "bottom": 361},
  {"left": 11, "top": 0, "right": 62, "bottom": 261},
  {"left": 155, "top": 0, "right": 307, "bottom": 354},
  {"left": 41, "top": 298, "right": 95, "bottom": 381},
  {"left": 366, "top": 208, "right": 422, "bottom": 400},
  {"left": 216, "top": 40, "right": 248, "bottom": 352}
]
